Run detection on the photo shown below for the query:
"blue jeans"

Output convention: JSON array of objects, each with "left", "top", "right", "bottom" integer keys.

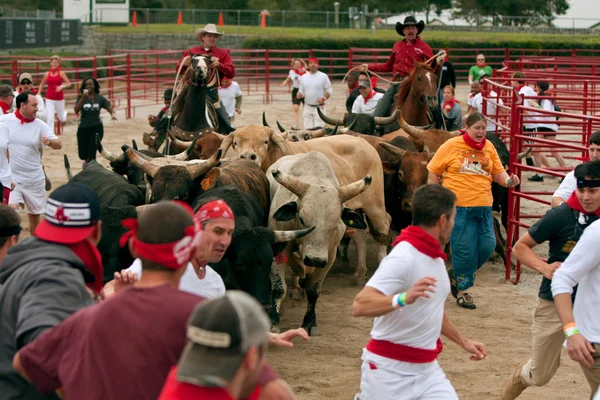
[{"left": 450, "top": 206, "right": 496, "bottom": 292}]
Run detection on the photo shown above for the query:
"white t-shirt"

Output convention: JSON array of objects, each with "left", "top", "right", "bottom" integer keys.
[
  {"left": 0, "top": 113, "right": 56, "bottom": 183},
  {"left": 0, "top": 123, "right": 11, "bottom": 188},
  {"left": 467, "top": 93, "right": 476, "bottom": 108},
  {"left": 352, "top": 92, "right": 383, "bottom": 115},
  {"left": 534, "top": 99, "right": 558, "bottom": 132},
  {"left": 553, "top": 170, "right": 576, "bottom": 201},
  {"left": 218, "top": 82, "right": 242, "bottom": 118},
  {"left": 126, "top": 258, "right": 225, "bottom": 299},
  {"left": 299, "top": 71, "right": 333, "bottom": 106},
  {"left": 552, "top": 219, "right": 600, "bottom": 343},
  {"left": 518, "top": 85, "right": 539, "bottom": 129},
  {"left": 366, "top": 241, "right": 450, "bottom": 350},
  {"left": 288, "top": 69, "right": 304, "bottom": 89},
  {"left": 12, "top": 92, "right": 47, "bottom": 122},
  {"left": 473, "top": 90, "right": 504, "bottom": 132}
]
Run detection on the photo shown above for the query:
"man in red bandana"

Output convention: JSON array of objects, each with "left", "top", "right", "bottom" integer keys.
[
  {"left": 0, "top": 85, "right": 14, "bottom": 116},
  {"left": 0, "top": 92, "right": 61, "bottom": 234},
  {"left": 352, "top": 184, "right": 486, "bottom": 399},
  {"left": 0, "top": 183, "right": 102, "bottom": 400},
  {"left": 351, "top": 79, "right": 384, "bottom": 116},
  {"left": 501, "top": 160, "right": 600, "bottom": 399}
]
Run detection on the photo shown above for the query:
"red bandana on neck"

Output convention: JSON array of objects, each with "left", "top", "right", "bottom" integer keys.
[
  {"left": 516, "top": 84, "right": 525, "bottom": 92},
  {"left": 442, "top": 99, "right": 456, "bottom": 110},
  {"left": 350, "top": 82, "right": 359, "bottom": 90},
  {"left": 566, "top": 192, "right": 600, "bottom": 218},
  {"left": 462, "top": 130, "right": 486, "bottom": 151},
  {"left": 363, "top": 90, "right": 376, "bottom": 104},
  {"left": 68, "top": 240, "right": 104, "bottom": 294},
  {"left": 17, "top": 88, "right": 37, "bottom": 95},
  {"left": 220, "top": 80, "right": 232, "bottom": 89},
  {"left": 293, "top": 67, "right": 306, "bottom": 76},
  {"left": 391, "top": 225, "right": 447, "bottom": 260},
  {"left": 0, "top": 102, "right": 10, "bottom": 115},
  {"left": 14, "top": 110, "right": 34, "bottom": 124}
]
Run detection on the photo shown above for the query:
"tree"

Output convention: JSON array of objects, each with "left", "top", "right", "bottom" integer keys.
[{"left": 454, "top": 0, "right": 569, "bottom": 26}]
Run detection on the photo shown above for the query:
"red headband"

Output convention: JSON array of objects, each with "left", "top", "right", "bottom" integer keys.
[
  {"left": 308, "top": 57, "right": 319, "bottom": 63},
  {"left": 119, "top": 202, "right": 202, "bottom": 270},
  {"left": 196, "top": 200, "right": 234, "bottom": 223}
]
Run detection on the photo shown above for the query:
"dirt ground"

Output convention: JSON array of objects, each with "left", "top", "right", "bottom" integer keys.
[{"left": 32, "top": 81, "right": 589, "bottom": 399}]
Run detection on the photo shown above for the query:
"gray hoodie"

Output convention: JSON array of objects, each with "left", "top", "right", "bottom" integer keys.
[{"left": 0, "top": 237, "right": 94, "bottom": 400}]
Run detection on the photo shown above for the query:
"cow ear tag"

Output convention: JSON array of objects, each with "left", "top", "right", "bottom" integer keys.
[{"left": 201, "top": 168, "right": 220, "bottom": 191}]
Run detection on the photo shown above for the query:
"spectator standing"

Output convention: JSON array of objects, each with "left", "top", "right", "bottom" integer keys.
[
  {"left": 345, "top": 70, "right": 360, "bottom": 114},
  {"left": 159, "top": 291, "right": 272, "bottom": 400},
  {"left": 219, "top": 78, "right": 243, "bottom": 124},
  {"left": 74, "top": 77, "right": 117, "bottom": 166},
  {"left": 0, "top": 204, "right": 21, "bottom": 263},
  {"left": 528, "top": 81, "right": 566, "bottom": 182},
  {"left": 0, "top": 85, "right": 14, "bottom": 116},
  {"left": 0, "top": 123, "right": 11, "bottom": 204},
  {"left": 463, "top": 82, "right": 481, "bottom": 122},
  {"left": 37, "top": 56, "right": 71, "bottom": 131},
  {"left": 441, "top": 85, "right": 462, "bottom": 131},
  {"left": 473, "top": 75, "right": 504, "bottom": 134},
  {"left": 511, "top": 71, "right": 540, "bottom": 167},
  {"left": 439, "top": 53, "right": 456, "bottom": 91},
  {"left": 13, "top": 74, "right": 46, "bottom": 122},
  {"left": 468, "top": 54, "right": 493, "bottom": 85},
  {"left": 281, "top": 58, "right": 306, "bottom": 129},
  {"left": 148, "top": 88, "right": 173, "bottom": 128},
  {"left": 352, "top": 184, "right": 487, "bottom": 400},
  {"left": 501, "top": 161, "right": 600, "bottom": 400},
  {"left": 0, "top": 92, "right": 61, "bottom": 234},
  {"left": 0, "top": 183, "right": 102, "bottom": 399},
  {"left": 351, "top": 79, "right": 383, "bottom": 116},
  {"left": 297, "top": 57, "right": 333, "bottom": 129},
  {"left": 552, "top": 131, "right": 600, "bottom": 207},
  {"left": 427, "top": 112, "right": 520, "bottom": 309}
]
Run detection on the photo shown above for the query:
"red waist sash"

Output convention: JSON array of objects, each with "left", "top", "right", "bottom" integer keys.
[{"left": 366, "top": 338, "right": 443, "bottom": 364}]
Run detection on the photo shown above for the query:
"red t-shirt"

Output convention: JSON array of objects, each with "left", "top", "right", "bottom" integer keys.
[
  {"left": 158, "top": 367, "right": 262, "bottom": 400},
  {"left": 176, "top": 46, "right": 235, "bottom": 80},
  {"left": 18, "top": 285, "right": 205, "bottom": 400},
  {"left": 367, "top": 37, "right": 433, "bottom": 78}
]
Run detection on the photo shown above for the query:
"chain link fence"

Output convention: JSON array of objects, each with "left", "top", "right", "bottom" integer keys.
[{"left": 0, "top": 7, "right": 56, "bottom": 19}]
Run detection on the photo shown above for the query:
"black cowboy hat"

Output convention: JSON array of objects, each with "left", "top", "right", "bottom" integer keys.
[{"left": 395, "top": 16, "right": 425, "bottom": 36}]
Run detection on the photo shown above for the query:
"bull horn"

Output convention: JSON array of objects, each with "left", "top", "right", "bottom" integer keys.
[
  {"left": 330, "top": 124, "right": 339, "bottom": 135},
  {"left": 374, "top": 108, "right": 399, "bottom": 125},
  {"left": 273, "top": 226, "right": 316, "bottom": 243},
  {"left": 132, "top": 139, "right": 138, "bottom": 151},
  {"left": 136, "top": 204, "right": 154, "bottom": 214},
  {"left": 340, "top": 117, "right": 357, "bottom": 133},
  {"left": 448, "top": 130, "right": 462, "bottom": 137},
  {"left": 144, "top": 174, "right": 153, "bottom": 204},
  {"left": 64, "top": 154, "right": 72, "bottom": 181},
  {"left": 338, "top": 175, "right": 372, "bottom": 204},
  {"left": 167, "top": 138, "right": 197, "bottom": 161},
  {"left": 398, "top": 113, "right": 425, "bottom": 140},
  {"left": 120, "top": 145, "right": 154, "bottom": 162},
  {"left": 262, "top": 112, "right": 271, "bottom": 128},
  {"left": 317, "top": 106, "right": 343, "bottom": 126},
  {"left": 517, "top": 147, "right": 532, "bottom": 160},
  {"left": 123, "top": 146, "right": 161, "bottom": 178},
  {"left": 168, "top": 131, "right": 193, "bottom": 148},
  {"left": 219, "top": 133, "right": 234, "bottom": 157},
  {"left": 272, "top": 169, "right": 310, "bottom": 199},
  {"left": 97, "top": 134, "right": 126, "bottom": 162},
  {"left": 379, "top": 142, "right": 408, "bottom": 161},
  {"left": 187, "top": 148, "right": 222, "bottom": 180},
  {"left": 276, "top": 121, "right": 286, "bottom": 133}
]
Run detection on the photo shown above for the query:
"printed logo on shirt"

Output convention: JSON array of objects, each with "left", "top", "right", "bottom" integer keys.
[
  {"left": 83, "top": 103, "right": 101, "bottom": 111},
  {"left": 561, "top": 239, "right": 576, "bottom": 254},
  {"left": 457, "top": 150, "right": 491, "bottom": 177}
]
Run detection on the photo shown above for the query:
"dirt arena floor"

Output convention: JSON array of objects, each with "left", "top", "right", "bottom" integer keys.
[{"left": 31, "top": 81, "right": 590, "bottom": 399}]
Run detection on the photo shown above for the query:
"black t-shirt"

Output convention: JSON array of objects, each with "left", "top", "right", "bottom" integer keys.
[
  {"left": 77, "top": 94, "right": 111, "bottom": 128},
  {"left": 528, "top": 203, "right": 599, "bottom": 301}
]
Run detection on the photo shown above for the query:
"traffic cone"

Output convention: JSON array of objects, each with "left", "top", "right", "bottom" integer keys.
[
  {"left": 260, "top": 13, "right": 266, "bottom": 28},
  {"left": 132, "top": 11, "right": 137, "bottom": 27},
  {"left": 218, "top": 12, "right": 224, "bottom": 27},
  {"left": 177, "top": 11, "right": 183, "bottom": 25}
]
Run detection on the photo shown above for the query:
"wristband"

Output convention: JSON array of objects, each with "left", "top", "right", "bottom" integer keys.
[
  {"left": 505, "top": 177, "right": 511, "bottom": 188},
  {"left": 392, "top": 292, "right": 407, "bottom": 309},
  {"left": 563, "top": 323, "right": 580, "bottom": 338}
]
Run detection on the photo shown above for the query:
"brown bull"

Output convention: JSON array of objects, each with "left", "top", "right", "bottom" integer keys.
[
  {"left": 167, "top": 132, "right": 225, "bottom": 160},
  {"left": 382, "top": 113, "right": 461, "bottom": 152},
  {"left": 219, "top": 125, "right": 391, "bottom": 283}
]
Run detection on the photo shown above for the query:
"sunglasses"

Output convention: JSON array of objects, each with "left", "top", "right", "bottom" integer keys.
[
  {"left": 20, "top": 80, "right": 32, "bottom": 84},
  {"left": 477, "top": 58, "right": 485, "bottom": 61}
]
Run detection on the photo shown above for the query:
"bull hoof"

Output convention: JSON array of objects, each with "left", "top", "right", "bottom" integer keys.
[
  {"left": 271, "top": 325, "right": 281, "bottom": 334},
  {"left": 353, "top": 269, "right": 367, "bottom": 285},
  {"left": 302, "top": 324, "right": 319, "bottom": 336},
  {"left": 289, "top": 287, "right": 304, "bottom": 301}
]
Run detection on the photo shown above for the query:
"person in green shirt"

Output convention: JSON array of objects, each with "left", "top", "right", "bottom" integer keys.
[{"left": 468, "top": 54, "right": 493, "bottom": 84}]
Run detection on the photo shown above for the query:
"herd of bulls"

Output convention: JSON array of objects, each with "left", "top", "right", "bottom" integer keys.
[{"left": 63, "top": 86, "right": 530, "bottom": 334}]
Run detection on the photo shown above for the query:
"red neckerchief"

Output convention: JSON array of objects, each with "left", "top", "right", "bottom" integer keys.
[
  {"left": 17, "top": 88, "right": 37, "bottom": 95},
  {"left": 160, "top": 106, "right": 169, "bottom": 113},
  {"left": 576, "top": 156, "right": 590, "bottom": 162},
  {"left": 220, "top": 80, "right": 233, "bottom": 89},
  {"left": 363, "top": 90, "right": 376, "bottom": 104},
  {"left": 477, "top": 62, "right": 487, "bottom": 68},
  {"left": 0, "top": 102, "right": 10, "bottom": 115},
  {"left": 442, "top": 99, "right": 456, "bottom": 110},
  {"left": 350, "top": 82, "right": 359, "bottom": 90},
  {"left": 391, "top": 225, "right": 447, "bottom": 260},
  {"left": 517, "top": 84, "right": 525, "bottom": 92},
  {"left": 462, "top": 130, "right": 486, "bottom": 151},
  {"left": 14, "top": 110, "right": 34, "bottom": 124},
  {"left": 68, "top": 240, "right": 104, "bottom": 294},
  {"left": 566, "top": 192, "right": 600, "bottom": 218},
  {"left": 293, "top": 68, "right": 306, "bottom": 76}
]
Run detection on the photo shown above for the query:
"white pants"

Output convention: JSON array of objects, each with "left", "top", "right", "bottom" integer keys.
[
  {"left": 356, "top": 349, "right": 458, "bottom": 400},
  {"left": 303, "top": 105, "right": 325, "bottom": 129},
  {"left": 45, "top": 99, "right": 67, "bottom": 131},
  {"left": 9, "top": 179, "right": 47, "bottom": 215}
]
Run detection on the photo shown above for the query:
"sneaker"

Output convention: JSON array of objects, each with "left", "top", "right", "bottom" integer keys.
[
  {"left": 501, "top": 361, "right": 529, "bottom": 400},
  {"left": 527, "top": 174, "right": 544, "bottom": 182},
  {"left": 457, "top": 293, "right": 476, "bottom": 309},
  {"left": 525, "top": 157, "right": 534, "bottom": 166}
]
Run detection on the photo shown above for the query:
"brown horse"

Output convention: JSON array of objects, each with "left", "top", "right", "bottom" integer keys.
[{"left": 392, "top": 60, "right": 440, "bottom": 127}]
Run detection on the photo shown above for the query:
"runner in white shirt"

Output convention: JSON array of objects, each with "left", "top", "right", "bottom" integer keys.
[
  {"left": 218, "top": 78, "right": 242, "bottom": 124},
  {"left": 0, "top": 85, "right": 14, "bottom": 116},
  {"left": 462, "top": 82, "right": 481, "bottom": 124},
  {"left": 297, "top": 57, "right": 333, "bottom": 129},
  {"left": 0, "top": 92, "right": 61, "bottom": 234},
  {"left": 13, "top": 73, "right": 47, "bottom": 122},
  {"left": 280, "top": 58, "right": 307, "bottom": 129},
  {"left": 0, "top": 123, "right": 11, "bottom": 203},
  {"left": 473, "top": 89, "right": 504, "bottom": 133},
  {"left": 551, "top": 131, "right": 600, "bottom": 207},
  {"left": 352, "top": 184, "right": 486, "bottom": 400},
  {"left": 352, "top": 80, "right": 383, "bottom": 115}
]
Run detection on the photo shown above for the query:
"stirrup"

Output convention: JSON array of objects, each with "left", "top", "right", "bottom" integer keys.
[{"left": 212, "top": 101, "right": 221, "bottom": 109}]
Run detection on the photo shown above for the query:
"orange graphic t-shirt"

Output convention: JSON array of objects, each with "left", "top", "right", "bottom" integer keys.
[{"left": 427, "top": 136, "right": 505, "bottom": 207}]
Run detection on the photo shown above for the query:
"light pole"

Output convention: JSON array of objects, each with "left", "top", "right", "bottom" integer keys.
[{"left": 334, "top": 2, "right": 340, "bottom": 28}]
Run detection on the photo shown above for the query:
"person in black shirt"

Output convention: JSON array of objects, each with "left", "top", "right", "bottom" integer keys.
[
  {"left": 438, "top": 53, "right": 456, "bottom": 100},
  {"left": 501, "top": 160, "right": 600, "bottom": 400},
  {"left": 74, "top": 77, "right": 117, "bottom": 166},
  {"left": 148, "top": 88, "right": 173, "bottom": 128}
]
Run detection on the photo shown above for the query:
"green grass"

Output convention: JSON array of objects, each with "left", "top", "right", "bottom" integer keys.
[{"left": 97, "top": 24, "right": 600, "bottom": 43}]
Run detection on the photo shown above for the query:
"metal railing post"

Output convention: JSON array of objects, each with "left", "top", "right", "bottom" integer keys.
[
  {"left": 265, "top": 49, "right": 270, "bottom": 104},
  {"left": 126, "top": 53, "right": 132, "bottom": 119}
]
